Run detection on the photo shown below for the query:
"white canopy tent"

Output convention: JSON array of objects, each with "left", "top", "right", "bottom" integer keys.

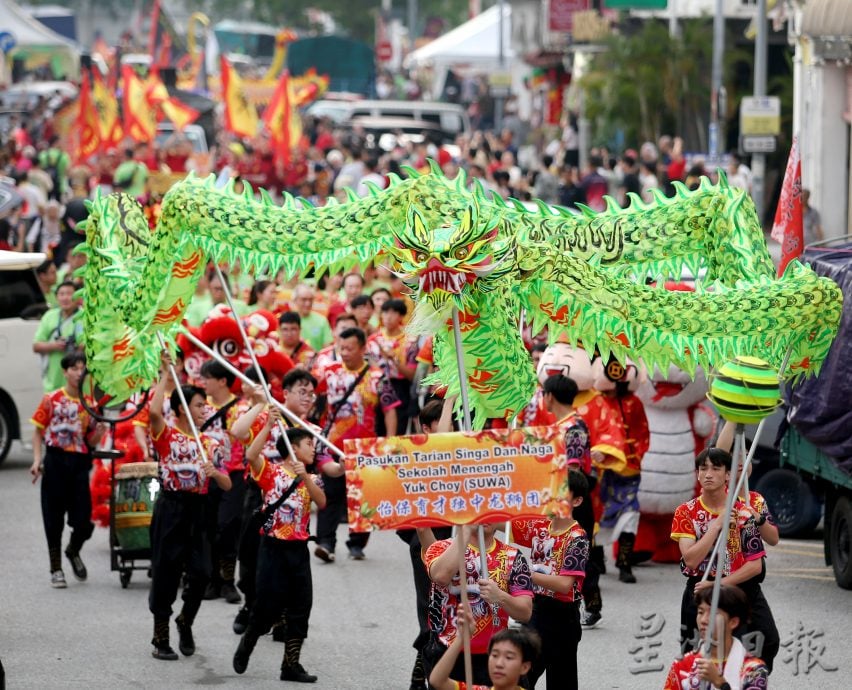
[
  {"left": 404, "top": 3, "right": 528, "bottom": 115},
  {"left": 405, "top": 4, "right": 514, "bottom": 71},
  {"left": 0, "top": 0, "right": 79, "bottom": 81}
]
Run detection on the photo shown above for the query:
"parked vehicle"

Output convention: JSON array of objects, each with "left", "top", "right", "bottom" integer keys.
[
  {"left": 307, "top": 98, "right": 471, "bottom": 140},
  {"left": 0, "top": 251, "right": 48, "bottom": 464},
  {"left": 339, "top": 116, "right": 449, "bottom": 150},
  {"left": 0, "top": 81, "right": 77, "bottom": 110},
  {"left": 747, "top": 239, "right": 852, "bottom": 589}
]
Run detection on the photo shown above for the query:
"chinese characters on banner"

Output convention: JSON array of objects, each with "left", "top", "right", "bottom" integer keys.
[
  {"left": 548, "top": 0, "right": 591, "bottom": 33},
  {"left": 344, "top": 427, "right": 569, "bottom": 532}
]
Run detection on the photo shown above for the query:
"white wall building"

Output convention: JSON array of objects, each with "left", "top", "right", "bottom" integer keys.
[{"left": 792, "top": 0, "right": 852, "bottom": 237}]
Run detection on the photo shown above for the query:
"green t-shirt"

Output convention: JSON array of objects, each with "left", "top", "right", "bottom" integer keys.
[
  {"left": 113, "top": 160, "right": 148, "bottom": 198},
  {"left": 300, "top": 311, "right": 333, "bottom": 352},
  {"left": 33, "top": 307, "right": 85, "bottom": 392},
  {"left": 184, "top": 294, "right": 252, "bottom": 328},
  {"left": 184, "top": 293, "right": 214, "bottom": 328}
]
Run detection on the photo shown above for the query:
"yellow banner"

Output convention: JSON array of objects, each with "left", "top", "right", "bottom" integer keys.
[{"left": 344, "top": 426, "right": 570, "bottom": 532}]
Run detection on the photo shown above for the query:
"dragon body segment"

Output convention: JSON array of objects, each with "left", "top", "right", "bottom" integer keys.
[{"left": 81, "top": 168, "right": 842, "bottom": 425}]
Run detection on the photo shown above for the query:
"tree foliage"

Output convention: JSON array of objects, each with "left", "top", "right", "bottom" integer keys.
[{"left": 581, "top": 19, "right": 715, "bottom": 150}]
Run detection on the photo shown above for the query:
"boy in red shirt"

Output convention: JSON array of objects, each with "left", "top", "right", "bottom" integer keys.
[
  {"left": 671, "top": 448, "right": 778, "bottom": 669},
  {"left": 233, "top": 412, "right": 326, "bottom": 683},
  {"left": 430, "top": 609, "right": 542, "bottom": 690},
  {"left": 511, "top": 469, "right": 589, "bottom": 690},
  {"left": 148, "top": 354, "right": 231, "bottom": 661},
  {"left": 30, "top": 352, "right": 107, "bottom": 588},
  {"left": 664, "top": 585, "right": 769, "bottom": 690},
  {"left": 422, "top": 524, "right": 534, "bottom": 685}
]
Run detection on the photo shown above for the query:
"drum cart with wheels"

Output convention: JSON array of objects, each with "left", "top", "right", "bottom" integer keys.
[{"left": 81, "top": 373, "right": 152, "bottom": 588}]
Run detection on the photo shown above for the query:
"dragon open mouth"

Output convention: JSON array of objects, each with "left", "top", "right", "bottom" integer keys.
[{"left": 419, "top": 268, "right": 470, "bottom": 294}]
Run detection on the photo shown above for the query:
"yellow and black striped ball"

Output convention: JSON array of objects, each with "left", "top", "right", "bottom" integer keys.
[{"left": 707, "top": 356, "right": 781, "bottom": 424}]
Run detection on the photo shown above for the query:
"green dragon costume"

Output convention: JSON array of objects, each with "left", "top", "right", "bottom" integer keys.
[{"left": 80, "top": 164, "right": 842, "bottom": 426}]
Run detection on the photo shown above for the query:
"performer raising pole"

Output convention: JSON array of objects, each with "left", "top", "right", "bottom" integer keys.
[{"left": 148, "top": 339, "right": 232, "bottom": 660}]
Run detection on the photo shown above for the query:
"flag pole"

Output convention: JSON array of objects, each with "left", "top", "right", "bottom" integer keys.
[{"left": 451, "top": 305, "right": 479, "bottom": 689}]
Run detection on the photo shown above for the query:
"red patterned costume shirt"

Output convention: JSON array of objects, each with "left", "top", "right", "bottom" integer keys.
[
  {"left": 670, "top": 496, "right": 766, "bottom": 577},
  {"left": 511, "top": 518, "right": 589, "bottom": 602},
  {"left": 31, "top": 388, "right": 92, "bottom": 453},
  {"left": 151, "top": 425, "right": 224, "bottom": 494},
  {"left": 424, "top": 538, "right": 533, "bottom": 655},
  {"left": 251, "top": 458, "right": 323, "bottom": 541}
]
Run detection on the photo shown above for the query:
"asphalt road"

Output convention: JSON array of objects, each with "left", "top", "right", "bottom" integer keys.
[{"left": 0, "top": 441, "right": 847, "bottom": 689}]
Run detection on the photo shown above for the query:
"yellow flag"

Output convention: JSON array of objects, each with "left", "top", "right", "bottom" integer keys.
[{"left": 220, "top": 55, "right": 259, "bottom": 138}]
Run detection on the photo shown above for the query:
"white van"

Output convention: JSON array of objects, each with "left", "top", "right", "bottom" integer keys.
[
  {"left": 0, "top": 251, "right": 48, "bottom": 463},
  {"left": 307, "top": 99, "right": 471, "bottom": 140}
]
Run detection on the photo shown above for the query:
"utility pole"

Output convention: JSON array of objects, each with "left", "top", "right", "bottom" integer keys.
[
  {"left": 408, "top": 0, "right": 418, "bottom": 50},
  {"left": 752, "top": 0, "right": 768, "bottom": 224},
  {"left": 709, "top": 0, "right": 726, "bottom": 159},
  {"left": 495, "top": 0, "right": 506, "bottom": 133},
  {"left": 668, "top": 0, "right": 681, "bottom": 40}
]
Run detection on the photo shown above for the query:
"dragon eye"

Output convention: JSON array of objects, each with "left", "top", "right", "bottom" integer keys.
[
  {"left": 454, "top": 247, "right": 469, "bottom": 260},
  {"left": 415, "top": 251, "right": 428, "bottom": 262}
]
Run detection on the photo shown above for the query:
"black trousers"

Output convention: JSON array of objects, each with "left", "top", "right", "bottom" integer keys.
[
  {"left": 315, "top": 474, "right": 369, "bottom": 552},
  {"left": 680, "top": 576, "right": 780, "bottom": 672},
  {"left": 206, "top": 470, "right": 245, "bottom": 580},
  {"left": 574, "top": 485, "right": 602, "bottom": 612},
  {"left": 40, "top": 447, "right": 94, "bottom": 562},
  {"left": 248, "top": 537, "right": 313, "bottom": 639},
  {"left": 237, "top": 479, "right": 263, "bottom": 606},
  {"left": 149, "top": 492, "right": 210, "bottom": 621},
  {"left": 527, "top": 595, "right": 581, "bottom": 690}
]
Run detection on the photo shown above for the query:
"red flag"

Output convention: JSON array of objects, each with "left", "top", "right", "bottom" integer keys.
[
  {"left": 92, "top": 70, "right": 123, "bottom": 151},
  {"left": 146, "top": 69, "right": 200, "bottom": 131},
  {"left": 263, "top": 70, "right": 301, "bottom": 166},
  {"left": 770, "top": 136, "right": 804, "bottom": 276},
  {"left": 122, "top": 65, "right": 157, "bottom": 143},
  {"left": 73, "top": 72, "right": 101, "bottom": 163}
]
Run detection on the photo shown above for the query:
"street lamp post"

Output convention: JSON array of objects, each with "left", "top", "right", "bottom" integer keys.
[
  {"left": 710, "top": 0, "right": 726, "bottom": 159},
  {"left": 495, "top": 0, "right": 506, "bottom": 133},
  {"left": 752, "top": 0, "right": 768, "bottom": 224}
]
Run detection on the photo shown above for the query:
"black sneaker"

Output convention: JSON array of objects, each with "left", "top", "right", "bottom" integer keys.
[
  {"left": 314, "top": 544, "right": 335, "bottom": 563},
  {"left": 176, "top": 618, "right": 195, "bottom": 657},
  {"left": 618, "top": 568, "right": 637, "bottom": 584},
  {"left": 152, "top": 643, "right": 179, "bottom": 661},
  {"left": 280, "top": 662, "right": 318, "bottom": 683},
  {"left": 221, "top": 582, "right": 242, "bottom": 604},
  {"left": 233, "top": 635, "right": 254, "bottom": 674},
  {"left": 233, "top": 606, "right": 250, "bottom": 635},
  {"left": 65, "top": 548, "right": 87, "bottom": 581},
  {"left": 347, "top": 545, "right": 365, "bottom": 561},
  {"left": 581, "top": 610, "right": 602, "bottom": 629},
  {"left": 203, "top": 581, "right": 221, "bottom": 600}
]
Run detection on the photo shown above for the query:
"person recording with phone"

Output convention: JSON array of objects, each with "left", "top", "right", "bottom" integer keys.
[{"left": 32, "top": 280, "right": 85, "bottom": 393}]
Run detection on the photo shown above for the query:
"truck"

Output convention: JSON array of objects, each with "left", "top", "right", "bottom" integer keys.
[{"left": 752, "top": 241, "right": 852, "bottom": 590}]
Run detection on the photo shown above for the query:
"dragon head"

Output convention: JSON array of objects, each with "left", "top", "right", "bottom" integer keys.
[{"left": 388, "top": 201, "right": 510, "bottom": 327}]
